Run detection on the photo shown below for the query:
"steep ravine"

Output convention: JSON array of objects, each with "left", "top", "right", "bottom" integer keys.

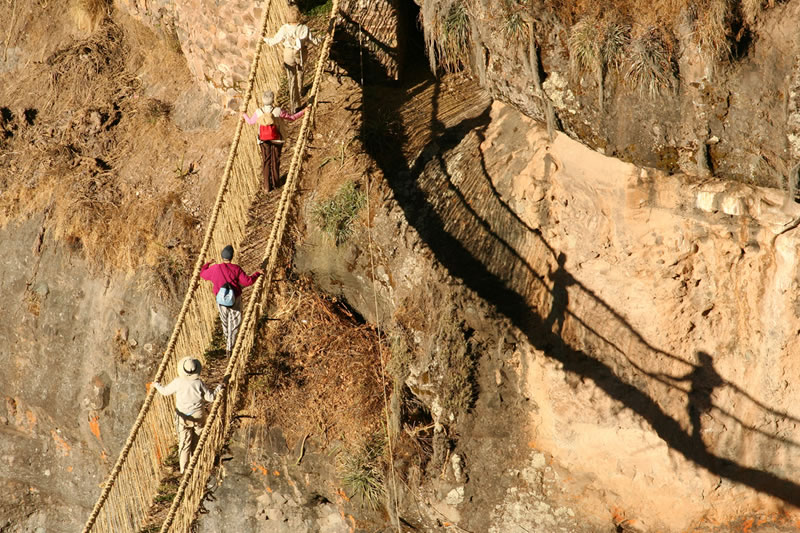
[{"left": 7, "top": 1, "right": 800, "bottom": 532}]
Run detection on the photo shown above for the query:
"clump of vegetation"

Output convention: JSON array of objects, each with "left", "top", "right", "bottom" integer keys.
[
  {"left": 741, "top": 0, "right": 775, "bottom": 25},
  {"left": 339, "top": 434, "right": 386, "bottom": 510},
  {"left": 143, "top": 98, "right": 171, "bottom": 124},
  {"left": 295, "top": 0, "right": 332, "bottom": 18},
  {"left": 568, "top": 14, "right": 628, "bottom": 109},
  {"left": 70, "top": 0, "right": 111, "bottom": 34},
  {"left": 247, "top": 278, "right": 387, "bottom": 447},
  {"left": 624, "top": 28, "right": 676, "bottom": 97},
  {"left": 689, "top": 0, "right": 732, "bottom": 63},
  {"left": 312, "top": 181, "right": 366, "bottom": 246},
  {"left": 422, "top": 0, "right": 472, "bottom": 73},
  {"left": 503, "top": 3, "right": 529, "bottom": 42}
]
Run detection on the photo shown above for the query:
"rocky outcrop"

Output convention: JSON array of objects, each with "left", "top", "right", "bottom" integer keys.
[
  {"left": 433, "top": 0, "right": 800, "bottom": 190},
  {"left": 197, "top": 425, "right": 370, "bottom": 533},
  {"left": 0, "top": 217, "right": 174, "bottom": 531},
  {"left": 295, "top": 94, "right": 800, "bottom": 530}
]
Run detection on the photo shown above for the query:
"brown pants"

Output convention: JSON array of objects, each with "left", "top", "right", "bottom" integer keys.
[{"left": 259, "top": 141, "right": 282, "bottom": 191}]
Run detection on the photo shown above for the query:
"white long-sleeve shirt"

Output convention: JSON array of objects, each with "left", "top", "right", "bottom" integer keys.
[
  {"left": 154, "top": 376, "right": 217, "bottom": 416},
  {"left": 265, "top": 23, "right": 320, "bottom": 50}
]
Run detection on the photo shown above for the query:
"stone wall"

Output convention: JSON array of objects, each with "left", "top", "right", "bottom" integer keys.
[{"left": 114, "top": 0, "right": 286, "bottom": 111}]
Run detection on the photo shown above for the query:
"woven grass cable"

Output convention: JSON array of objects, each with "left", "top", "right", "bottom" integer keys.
[
  {"left": 157, "top": 3, "right": 341, "bottom": 531},
  {"left": 363, "top": 172, "right": 402, "bottom": 531},
  {"left": 80, "top": 1, "right": 288, "bottom": 531}
]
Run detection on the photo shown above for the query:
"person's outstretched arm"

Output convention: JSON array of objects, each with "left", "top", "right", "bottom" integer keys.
[
  {"left": 279, "top": 108, "right": 305, "bottom": 121},
  {"left": 242, "top": 112, "right": 258, "bottom": 125},
  {"left": 153, "top": 378, "right": 179, "bottom": 396},
  {"left": 308, "top": 28, "right": 320, "bottom": 46},
  {"left": 265, "top": 25, "right": 287, "bottom": 46},
  {"left": 199, "top": 380, "right": 219, "bottom": 403},
  {"left": 237, "top": 268, "right": 262, "bottom": 288}
]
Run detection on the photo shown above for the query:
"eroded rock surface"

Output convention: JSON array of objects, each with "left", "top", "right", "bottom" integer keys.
[{"left": 0, "top": 218, "right": 173, "bottom": 530}]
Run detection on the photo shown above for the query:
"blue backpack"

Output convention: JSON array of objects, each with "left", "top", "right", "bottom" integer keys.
[{"left": 216, "top": 282, "right": 236, "bottom": 307}]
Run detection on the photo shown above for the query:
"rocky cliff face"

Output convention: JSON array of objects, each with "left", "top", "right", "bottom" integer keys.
[
  {"left": 7, "top": 0, "right": 800, "bottom": 531},
  {"left": 296, "top": 94, "right": 800, "bottom": 530},
  {"left": 421, "top": 0, "right": 800, "bottom": 192},
  {"left": 0, "top": 217, "right": 174, "bottom": 531}
]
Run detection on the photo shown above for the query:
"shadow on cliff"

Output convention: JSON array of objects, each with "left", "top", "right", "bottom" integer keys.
[{"left": 357, "top": 64, "right": 800, "bottom": 507}]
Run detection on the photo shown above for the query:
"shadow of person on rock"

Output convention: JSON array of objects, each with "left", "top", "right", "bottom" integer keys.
[
  {"left": 355, "top": 39, "right": 800, "bottom": 509},
  {"left": 543, "top": 252, "right": 575, "bottom": 337},
  {"left": 677, "top": 351, "right": 724, "bottom": 449}
]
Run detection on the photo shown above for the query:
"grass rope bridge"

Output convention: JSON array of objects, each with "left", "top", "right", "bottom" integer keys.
[{"left": 80, "top": 0, "right": 340, "bottom": 531}]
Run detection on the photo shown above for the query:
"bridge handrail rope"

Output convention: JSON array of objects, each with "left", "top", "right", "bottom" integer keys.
[
  {"left": 158, "top": 3, "right": 341, "bottom": 530},
  {"left": 81, "top": 1, "right": 291, "bottom": 531}
]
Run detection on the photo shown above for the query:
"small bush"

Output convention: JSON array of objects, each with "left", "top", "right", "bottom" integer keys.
[
  {"left": 624, "top": 28, "right": 675, "bottom": 97},
  {"left": 340, "top": 434, "right": 386, "bottom": 510},
  {"left": 568, "top": 15, "right": 628, "bottom": 76},
  {"left": 312, "top": 181, "right": 366, "bottom": 246},
  {"left": 568, "top": 14, "right": 628, "bottom": 109},
  {"left": 422, "top": 0, "right": 472, "bottom": 73},
  {"left": 71, "top": 0, "right": 111, "bottom": 34},
  {"left": 143, "top": 98, "right": 171, "bottom": 123}
]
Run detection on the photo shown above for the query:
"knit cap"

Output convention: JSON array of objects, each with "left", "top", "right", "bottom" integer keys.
[{"left": 221, "top": 245, "right": 234, "bottom": 260}]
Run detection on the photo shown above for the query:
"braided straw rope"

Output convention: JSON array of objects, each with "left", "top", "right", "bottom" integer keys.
[
  {"left": 80, "top": 2, "right": 291, "bottom": 531},
  {"left": 157, "top": 3, "right": 341, "bottom": 531}
]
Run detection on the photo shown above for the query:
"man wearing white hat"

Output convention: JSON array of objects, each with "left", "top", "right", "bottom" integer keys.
[{"left": 153, "top": 357, "right": 223, "bottom": 474}]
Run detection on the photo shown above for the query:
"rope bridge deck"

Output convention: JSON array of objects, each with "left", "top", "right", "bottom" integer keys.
[{"left": 81, "top": 1, "right": 340, "bottom": 530}]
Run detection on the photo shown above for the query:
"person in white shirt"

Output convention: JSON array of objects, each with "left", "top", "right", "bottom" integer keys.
[
  {"left": 153, "top": 357, "right": 223, "bottom": 473},
  {"left": 265, "top": 6, "right": 320, "bottom": 114}
]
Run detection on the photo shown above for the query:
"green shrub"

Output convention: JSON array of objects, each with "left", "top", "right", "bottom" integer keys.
[
  {"left": 568, "top": 15, "right": 628, "bottom": 109},
  {"left": 340, "top": 434, "right": 386, "bottom": 510},
  {"left": 422, "top": 0, "right": 472, "bottom": 73},
  {"left": 312, "top": 181, "right": 366, "bottom": 246}
]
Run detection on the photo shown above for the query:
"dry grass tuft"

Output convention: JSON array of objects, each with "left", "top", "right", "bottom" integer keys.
[
  {"left": 624, "top": 27, "right": 676, "bottom": 97},
  {"left": 70, "top": 0, "right": 111, "bottom": 34},
  {"left": 690, "top": 0, "right": 732, "bottom": 63},
  {"left": 568, "top": 15, "right": 628, "bottom": 76},
  {"left": 568, "top": 14, "right": 628, "bottom": 109},
  {"left": 0, "top": 21, "right": 198, "bottom": 280},
  {"left": 46, "top": 23, "right": 133, "bottom": 110},
  {"left": 338, "top": 433, "right": 386, "bottom": 509},
  {"left": 422, "top": 0, "right": 472, "bottom": 73}
]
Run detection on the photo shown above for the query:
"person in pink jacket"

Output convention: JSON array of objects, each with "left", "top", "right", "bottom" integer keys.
[
  {"left": 242, "top": 90, "right": 304, "bottom": 191},
  {"left": 200, "top": 245, "right": 261, "bottom": 353}
]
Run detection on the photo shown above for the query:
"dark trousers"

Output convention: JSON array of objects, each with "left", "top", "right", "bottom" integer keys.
[{"left": 259, "top": 140, "right": 282, "bottom": 191}]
